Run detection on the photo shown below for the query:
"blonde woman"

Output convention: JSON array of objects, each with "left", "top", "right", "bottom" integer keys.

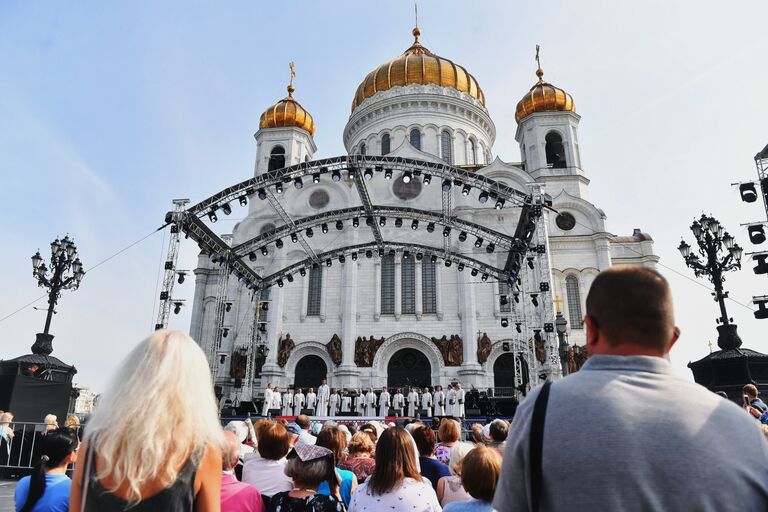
[
  {"left": 437, "top": 442, "right": 474, "bottom": 505},
  {"left": 70, "top": 330, "right": 224, "bottom": 511}
]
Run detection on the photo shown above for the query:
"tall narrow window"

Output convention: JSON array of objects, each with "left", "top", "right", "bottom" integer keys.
[
  {"left": 381, "top": 255, "right": 395, "bottom": 314},
  {"left": 545, "top": 132, "right": 566, "bottom": 168},
  {"left": 422, "top": 260, "right": 437, "bottom": 314},
  {"left": 268, "top": 146, "right": 285, "bottom": 171},
  {"left": 259, "top": 288, "right": 271, "bottom": 323},
  {"left": 360, "top": 143, "right": 367, "bottom": 156},
  {"left": 566, "top": 275, "right": 583, "bottom": 328},
  {"left": 401, "top": 255, "right": 415, "bottom": 314},
  {"left": 307, "top": 266, "right": 322, "bottom": 316},
  {"left": 441, "top": 130, "right": 452, "bottom": 164},
  {"left": 381, "top": 134, "right": 391, "bottom": 155},
  {"left": 410, "top": 129, "right": 421, "bottom": 150},
  {"left": 499, "top": 281, "right": 512, "bottom": 313},
  {"left": 469, "top": 139, "right": 476, "bottom": 165}
]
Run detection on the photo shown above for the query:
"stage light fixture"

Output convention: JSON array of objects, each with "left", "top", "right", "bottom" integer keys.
[
  {"left": 486, "top": 243, "right": 495, "bottom": 253},
  {"left": 286, "top": 273, "right": 294, "bottom": 283},
  {"left": 299, "top": 268, "right": 306, "bottom": 277},
  {"left": 741, "top": 182, "right": 758, "bottom": 203},
  {"left": 225, "top": 302, "right": 233, "bottom": 312},
  {"left": 384, "top": 168, "right": 393, "bottom": 180},
  {"left": 478, "top": 191, "right": 489, "bottom": 204},
  {"left": 322, "top": 223, "right": 329, "bottom": 234},
  {"left": 364, "top": 168, "right": 373, "bottom": 180},
  {"left": 443, "top": 226, "right": 451, "bottom": 237},
  {"left": 312, "top": 173, "right": 321, "bottom": 184},
  {"left": 261, "top": 246, "right": 269, "bottom": 256},
  {"left": 348, "top": 169, "right": 355, "bottom": 180},
  {"left": 275, "top": 182, "right": 283, "bottom": 194},
  {"left": 379, "top": 217, "right": 387, "bottom": 227},
  {"left": 291, "top": 233, "right": 298, "bottom": 243},
  {"left": 339, "top": 254, "right": 346, "bottom": 263},
  {"left": 294, "top": 177, "right": 303, "bottom": 189},
  {"left": 177, "top": 272, "right": 186, "bottom": 284},
  {"left": 442, "top": 179, "right": 452, "bottom": 192},
  {"left": 531, "top": 294, "right": 539, "bottom": 307},
  {"left": 516, "top": 323, "right": 522, "bottom": 333},
  {"left": 458, "top": 231, "right": 467, "bottom": 242},
  {"left": 423, "top": 173, "right": 432, "bottom": 184},
  {"left": 275, "top": 239, "right": 284, "bottom": 249},
  {"left": 353, "top": 217, "right": 360, "bottom": 228},
  {"left": 412, "top": 219, "right": 419, "bottom": 230},
  {"left": 495, "top": 198, "right": 505, "bottom": 210},
  {"left": 481, "top": 273, "right": 489, "bottom": 282},
  {"left": 471, "top": 268, "right": 479, "bottom": 276},
  {"left": 527, "top": 256, "right": 535, "bottom": 269},
  {"left": 277, "top": 279, "right": 284, "bottom": 288},
  {"left": 403, "top": 250, "right": 410, "bottom": 259},
  {"left": 238, "top": 195, "right": 248, "bottom": 206},
  {"left": 222, "top": 328, "right": 230, "bottom": 337},
  {"left": 336, "top": 220, "right": 344, "bottom": 231},
  {"left": 500, "top": 295, "right": 508, "bottom": 306},
  {"left": 332, "top": 169, "right": 341, "bottom": 182},
  {"left": 462, "top": 184, "right": 471, "bottom": 196},
  {"left": 513, "top": 292, "right": 520, "bottom": 304},
  {"left": 501, "top": 318, "right": 509, "bottom": 328},
  {"left": 351, "top": 252, "right": 358, "bottom": 261},
  {"left": 427, "top": 222, "right": 435, "bottom": 233},
  {"left": 475, "top": 237, "right": 484, "bottom": 248},
  {"left": 326, "top": 259, "right": 332, "bottom": 267},
  {"left": 208, "top": 210, "right": 218, "bottom": 223},
  {"left": 221, "top": 203, "right": 232, "bottom": 215},
  {"left": 457, "top": 263, "right": 465, "bottom": 271},
  {"left": 248, "top": 252, "right": 257, "bottom": 262},
  {"left": 366, "top": 250, "right": 373, "bottom": 258},
  {"left": 431, "top": 255, "right": 438, "bottom": 263},
  {"left": 445, "top": 260, "right": 452, "bottom": 267},
  {"left": 416, "top": 252, "right": 423, "bottom": 261},
  {"left": 366, "top": 217, "right": 374, "bottom": 227},
  {"left": 173, "top": 302, "right": 183, "bottom": 315},
  {"left": 395, "top": 218, "right": 403, "bottom": 228},
  {"left": 388, "top": 249, "right": 395, "bottom": 257},
  {"left": 306, "top": 228, "right": 314, "bottom": 238},
  {"left": 749, "top": 224, "right": 766, "bottom": 244},
  {"left": 378, "top": 248, "right": 385, "bottom": 257},
  {"left": 258, "top": 188, "right": 267, "bottom": 200},
  {"left": 403, "top": 171, "right": 412, "bottom": 183}
]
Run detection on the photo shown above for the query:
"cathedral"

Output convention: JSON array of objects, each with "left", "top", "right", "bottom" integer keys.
[{"left": 187, "top": 25, "right": 657, "bottom": 406}]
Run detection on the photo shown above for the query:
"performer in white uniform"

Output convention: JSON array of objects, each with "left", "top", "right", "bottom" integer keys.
[
  {"left": 378, "top": 386, "right": 391, "bottom": 417},
  {"left": 329, "top": 388, "right": 340, "bottom": 416},
  {"left": 421, "top": 387, "right": 433, "bottom": 417},
  {"left": 392, "top": 389, "right": 405, "bottom": 417},
  {"left": 433, "top": 385, "right": 445, "bottom": 416},
  {"left": 456, "top": 383, "right": 466, "bottom": 418},
  {"left": 317, "top": 379, "right": 330, "bottom": 417},
  {"left": 305, "top": 388, "right": 317, "bottom": 415},
  {"left": 340, "top": 389, "right": 352, "bottom": 414},
  {"left": 262, "top": 383, "right": 273, "bottom": 416},
  {"left": 407, "top": 387, "right": 419, "bottom": 417},
  {"left": 446, "top": 384, "right": 457, "bottom": 417},
  {"left": 354, "top": 389, "right": 366, "bottom": 416},
  {"left": 293, "top": 388, "right": 305, "bottom": 416},
  {"left": 282, "top": 389, "right": 294, "bottom": 416},
  {"left": 270, "top": 386, "right": 282, "bottom": 413},
  {"left": 365, "top": 388, "right": 377, "bottom": 417}
]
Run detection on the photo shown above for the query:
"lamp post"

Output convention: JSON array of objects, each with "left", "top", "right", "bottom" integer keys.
[
  {"left": 678, "top": 214, "right": 743, "bottom": 350},
  {"left": 30, "top": 236, "right": 85, "bottom": 355}
]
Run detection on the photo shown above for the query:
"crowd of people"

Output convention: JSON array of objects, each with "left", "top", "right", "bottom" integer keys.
[{"left": 7, "top": 266, "right": 768, "bottom": 511}]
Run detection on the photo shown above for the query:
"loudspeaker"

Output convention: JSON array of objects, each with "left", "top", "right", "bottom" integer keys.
[
  {"left": 301, "top": 409, "right": 315, "bottom": 416},
  {"left": 268, "top": 408, "right": 282, "bottom": 417},
  {"left": 466, "top": 408, "right": 481, "bottom": 416}
]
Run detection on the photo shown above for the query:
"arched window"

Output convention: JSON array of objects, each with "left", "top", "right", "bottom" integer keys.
[
  {"left": 422, "top": 259, "right": 437, "bottom": 313},
  {"left": 565, "top": 275, "right": 583, "bottom": 328},
  {"left": 410, "top": 129, "right": 422, "bottom": 151},
  {"left": 307, "top": 266, "right": 322, "bottom": 316},
  {"left": 268, "top": 145, "right": 285, "bottom": 171},
  {"left": 381, "top": 134, "right": 391, "bottom": 155},
  {"left": 381, "top": 255, "right": 395, "bottom": 314},
  {"left": 401, "top": 254, "right": 415, "bottom": 314},
  {"left": 499, "top": 281, "right": 512, "bottom": 313},
  {"left": 469, "top": 139, "right": 477, "bottom": 165},
  {"left": 545, "top": 132, "right": 566, "bottom": 168},
  {"left": 360, "top": 143, "right": 367, "bottom": 156},
  {"left": 441, "top": 130, "right": 453, "bottom": 164}
]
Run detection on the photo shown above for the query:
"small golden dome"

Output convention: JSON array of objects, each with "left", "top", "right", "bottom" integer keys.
[
  {"left": 259, "top": 63, "right": 316, "bottom": 136},
  {"left": 351, "top": 27, "right": 485, "bottom": 112},
  {"left": 515, "top": 66, "right": 575, "bottom": 123}
]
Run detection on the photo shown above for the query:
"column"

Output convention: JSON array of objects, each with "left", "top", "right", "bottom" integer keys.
[
  {"left": 261, "top": 283, "right": 286, "bottom": 383},
  {"left": 189, "top": 266, "right": 209, "bottom": 344},
  {"left": 458, "top": 270, "right": 483, "bottom": 386},
  {"left": 319, "top": 265, "right": 328, "bottom": 322},
  {"left": 337, "top": 260, "right": 361, "bottom": 387},
  {"left": 596, "top": 238, "right": 611, "bottom": 270},
  {"left": 435, "top": 264, "right": 444, "bottom": 320},
  {"left": 374, "top": 259, "right": 381, "bottom": 321},
  {"left": 300, "top": 272, "right": 308, "bottom": 322},
  {"left": 415, "top": 260, "right": 423, "bottom": 319},
  {"left": 394, "top": 252, "right": 402, "bottom": 320}
]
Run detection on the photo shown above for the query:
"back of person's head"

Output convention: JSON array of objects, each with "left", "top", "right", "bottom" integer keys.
[
  {"left": 295, "top": 414, "right": 311, "bottom": 430},
  {"left": 743, "top": 384, "right": 759, "bottom": 399},
  {"left": 20, "top": 428, "right": 79, "bottom": 512},
  {"left": 43, "top": 414, "right": 57, "bottom": 429},
  {"left": 64, "top": 415, "right": 80, "bottom": 429},
  {"left": 315, "top": 425, "right": 347, "bottom": 463},
  {"left": 471, "top": 423, "right": 485, "bottom": 445},
  {"left": 224, "top": 420, "right": 248, "bottom": 444},
  {"left": 360, "top": 423, "right": 378, "bottom": 443},
  {"left": 0, "top": 411, "right": 12, "bottom": 425},
  {"left": 85, "top": 330, "right": 224, "bottom": 502},
  {"left": 438, "top": 418, "right": 460, "bottom": 443},
  {"left": 348, "top": 431, "right": 375, "bottom": 457},
  {"left": 284, "top": 445, "right": 337, "bottom": 493},
  {"left": 448, "top": 442, "right": 475, "bottom": 476},
  {"left": 368, "top": 427, "right": 421, "bottom": 496},
  {"left": 489, "top": 419, "right": 509, "bottom": 443},
  {"left": 256, "top": 420, "right": 291, "bottom": 460},
  {"left": 460, "top": 444, "right": 501, "bottom": 503},
  {"left": 411, "top": 425, "right": 437, "bottom": 457},
  {"left": 586, "top": 266, "right": 676, "bottom": 353},
  {"left": 222, "top": 431, "right": 241, "bottom": 471}
]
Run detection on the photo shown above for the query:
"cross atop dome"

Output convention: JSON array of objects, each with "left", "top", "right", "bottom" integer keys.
[{"left": 514, "top": 45, "right": 576, "bottom": 123}]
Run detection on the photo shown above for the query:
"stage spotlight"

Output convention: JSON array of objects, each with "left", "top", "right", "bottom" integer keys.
[
  {"left": 351, "top": 252, "right": 358, "bottom": 261},
  {"left": 749, "top": 224, "right": 766, "bottom": 244},
  {"left": 416, "top": 252, "right": 423, "bottom": 261},
  {"left": 364, "top": 168, "right": 373, "bottom": 180},
  {"left": 291, "top": 233, "right": 298, "bottom": 243},
  {"left": 222, "top": 328, "right": 230, "bottom": 338},
  {"left": 379, "top": 217, "right": 387, "bottom": 227},
  {"left": 378, "top": 248, "right": 385, "bottom": 257},
  {"left": 277, "top": 279, "right": 284, "bottom": 288},
  {"left": 462, "top": 184, "right": 471, "bottom": 196},
  {"left": 471, "top": 268, "right": 479, "bottom": 276},
  {"left": 741, "top": 182, "right": 758, "bottom": 203},
  {"left": 423, "top": 173, "right": 432, "bottom": 184},
  {"left": 527, "top": 256, "right": 535, "bottom": 269},
  {"left": 431, "top": 255, "right": 438, "bottom": 263},
  {"left": 275, "top": 239, "right": 284, "bottom": 249},
  {"left": 754, "top": 254, "right": 768, "bottom": 274},
  {"left": 457, "top": 263, "right": 465, "bottom": 271},
  {"left": 481, "top": 273, "right": 489, "bottom": 282},
  {"left": 442, "top": 179, "right": 452, "bottom": 192},
  {"left": 412, "top": 219, "right": 419, "bottom": 230},
  {"left": 366, "top": 217, "right": 374, "bottom": 227},
  {"left": 478, "top": 191, "right": 489, "bottom": 204},
  {"left": 353, "top": 217, "right": 360, "bottom": 228},
  {"left": 486, "top": 243, "right": 495, "bottom": 253},
  {"left": 388, "top": 249, "right": 395, "bottom": 257},
  {"left": 339, "top": 254, "right": 346, "bottom": 263},
  {"left": 384, "top": 168, "right": 393, "bottom": 180},
  {"left": 286, "top": 273, "right": 294, "bottom": 283},
  {"left": 395, "top": 218, "right": 403, "bottom": 228},
  {"left": 495, "top": 198, "right": 505, "bottom": 210},
  {"left": 275, "top": 182, "right": 283, "bottom": 194},
  {"left": 403, "top": 250, "right": 410, "bottom": 259},
  {"left": 208, "top": 210, "right": 218, "bottom": 223},
  {"left": 427, "top": 222, "right": 435, "bottom": 233},
  {"left": 225, "top": 302, "right": 233, "bottom": 312},
  {"left": 366, "top": 250, "right": 373, "bottom": 258},
  {"left": 531, "top": 294, "right": 539, "bottom": 307},
  {"left": 248, "top": 252, "right": 257, "bottom": 262},
  {"left": 326, "top": 259, "right": 332, "bottom": 267},
  {"left": 348, "top": 169, "right": 355, "bottom": 180},
  {"left": 516, "top": 323, "right": 522, "bottom": 333},
  {"left": 322, "top": 223, "right": 329, "bottom": 234},
  {"left": 475, "top": 237, "right": 484, "bottom": 248},
  {"left": 501, "top": 318, "right": 509, "bottom": 328},
  {"left": 306, "top": 228, "right": 314, "bottom": 238},
  {"left": 299, "top": 267, "right": 306, "bottom": 277},
  {"left": 332, "top": 169, "right": 341, "bottom": 182},
  {"left": 336, "top": 220, "right": 344, "bottom": 231},
  {"left": 458, "top": 231, "right": 467, "bottom": 242},
  {"left": 222, "top": 203, "right": 232, "bottom": 215},
  {"left": 445, "top": 260, "right": 452, "bottom": 267},
  {"left": 513, "top": 292, "right": 520, "bottom": 304},
  {"left": 258, "top": 188, "right": 267, "bottom": 200},
  {"left": 177, "top": 272, "right": 186, "bottom": 284},
  {"left": 443, "top": 226, "right": 451, "bottom": 237},
  {"left": 261, "top": 246, "right": 269, "bottom": 256},
  {"left": 292, "top": 177, "right": 302, "bottom": 190},
  {"left": 500, "top": 295, "right": 508, "bottom": 306},
  {"left": 403, "top": 171, "right": 412, "bottom": 183},
  {"left": 238, "top": 195, "right": 248, "bottom": 206},
  {"left": 173, "top": 302, "right": 183, "bottom": 315},
  {"left": 312, "top": 173, "right": 321, "bottom": 183}
]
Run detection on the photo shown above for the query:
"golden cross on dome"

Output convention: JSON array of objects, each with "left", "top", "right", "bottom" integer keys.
[
  {"left": 287, "top": 61, "right": 296, "bottom": 97},
  {"left": 553, "top": 295, "right": 563, "bottom": 314},
  {"left": 412, "top": 1, "right": 421, "bottom": 44},
  {"left": 535, "top": 44, "right": 544, "bottom": 80}
]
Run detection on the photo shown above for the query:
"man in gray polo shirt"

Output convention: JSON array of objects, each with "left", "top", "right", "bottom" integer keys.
[{"left": 494, "top": 266, "right": 768, "bottom": 511}]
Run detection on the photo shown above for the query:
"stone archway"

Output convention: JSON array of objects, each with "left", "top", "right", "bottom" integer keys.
[
  {"left": 294, "top": 355, "right": 327, "bottom": 391},
  {"left": 387, "top": 348, "right": 431, "bottom": 390},
  {"left": 372, "top": 332, "right": 444, "bottom": 386},
  {"left": 284, "top": 341, "right": 336, "bottom": 388}
]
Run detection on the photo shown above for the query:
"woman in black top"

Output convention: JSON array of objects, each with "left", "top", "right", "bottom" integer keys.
[{"left": 268, "top": 444, "right": 344, "bottom": 512}]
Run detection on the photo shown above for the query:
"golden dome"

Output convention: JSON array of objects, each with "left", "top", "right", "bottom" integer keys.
[
  {"left": 515, "top": 66, "right": 575, "bottom": 123},
  {"left": 259, "top": 64, "right": 316, "bottom": 136},
  {"left": 351, "top": 27, "right": 485, "bottom": 112}
]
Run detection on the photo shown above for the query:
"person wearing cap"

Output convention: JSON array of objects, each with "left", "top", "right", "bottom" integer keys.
[
  {"left": 268, "top": 443, "right": 344, "bottom": 512},
  {"left": 295, "top": 415, "right": 316, "bottom": 446},
  {"left": 293, "top": 388, "right": 306, "bottom": 416},
  {"left": 340, "top": 389, "right": 352, "bottom": 415}
]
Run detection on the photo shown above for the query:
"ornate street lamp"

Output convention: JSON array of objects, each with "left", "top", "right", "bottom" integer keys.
[
  {"left": 678, "top": 214, "right": 743, "bottom": 349},
  {"left": 30, "top": 236, "right": 85, "bottom": 355}
]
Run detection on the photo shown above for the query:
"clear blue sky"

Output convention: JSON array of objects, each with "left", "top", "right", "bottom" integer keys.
[{"left": 2, "top": 1, "right": 767, "bottom": 391}]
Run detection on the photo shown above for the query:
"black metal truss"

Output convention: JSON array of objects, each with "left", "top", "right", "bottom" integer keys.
[
  {"left": 231, "top": 205, "right": 515, "bottom": 256},
  {"left": 351, "top": 165, "right": 384, "bottom": 248}
]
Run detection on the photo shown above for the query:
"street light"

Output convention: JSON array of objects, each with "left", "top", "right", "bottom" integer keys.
[
  {"left": 679, "top": 214, "right": 743, "bottom": 350},
  {"left": 30, "top": 236, "right": 85, "bottom": 355}
]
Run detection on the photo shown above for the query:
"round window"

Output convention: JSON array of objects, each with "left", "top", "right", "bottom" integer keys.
[
  {"left": 309, "top": 189, "right": 330, "bottom": 209},
  {"left": 555, "top": 212, "right": 576, "bottom": 231},
  {"left": 393, "top": 176, "right": 422, "bottom": 201},
  {"left": 260, "top": 223, "right": 276, "bottom": 235}
]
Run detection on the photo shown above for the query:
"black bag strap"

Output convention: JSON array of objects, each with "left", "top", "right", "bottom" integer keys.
[{"left": 530, "top": 380, "right": 552, "bottom": 512}]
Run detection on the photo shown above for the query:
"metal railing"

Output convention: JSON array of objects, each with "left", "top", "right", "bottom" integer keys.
[{"left": 0, "top": 421, "right": 82, "bottom": 474}]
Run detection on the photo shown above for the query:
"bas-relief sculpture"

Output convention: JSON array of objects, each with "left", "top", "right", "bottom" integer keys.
[
  {"left": 277, "top": 333, "right": 295, "bottom": 368},
  {"left": 431, "top": 334, "right": 463, "bottom": 366},
  {"left": 354, "top": 335, "right": 386, "bottom": 367}
]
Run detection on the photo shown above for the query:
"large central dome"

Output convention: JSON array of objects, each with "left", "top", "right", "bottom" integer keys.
[{"left": 351, "top": 27, "right": 485, "bottom": 112}]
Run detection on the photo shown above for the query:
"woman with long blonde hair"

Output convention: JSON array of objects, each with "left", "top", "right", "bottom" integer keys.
[{"left": 70, "top": 330, "right": 224, "bottom": 511}]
